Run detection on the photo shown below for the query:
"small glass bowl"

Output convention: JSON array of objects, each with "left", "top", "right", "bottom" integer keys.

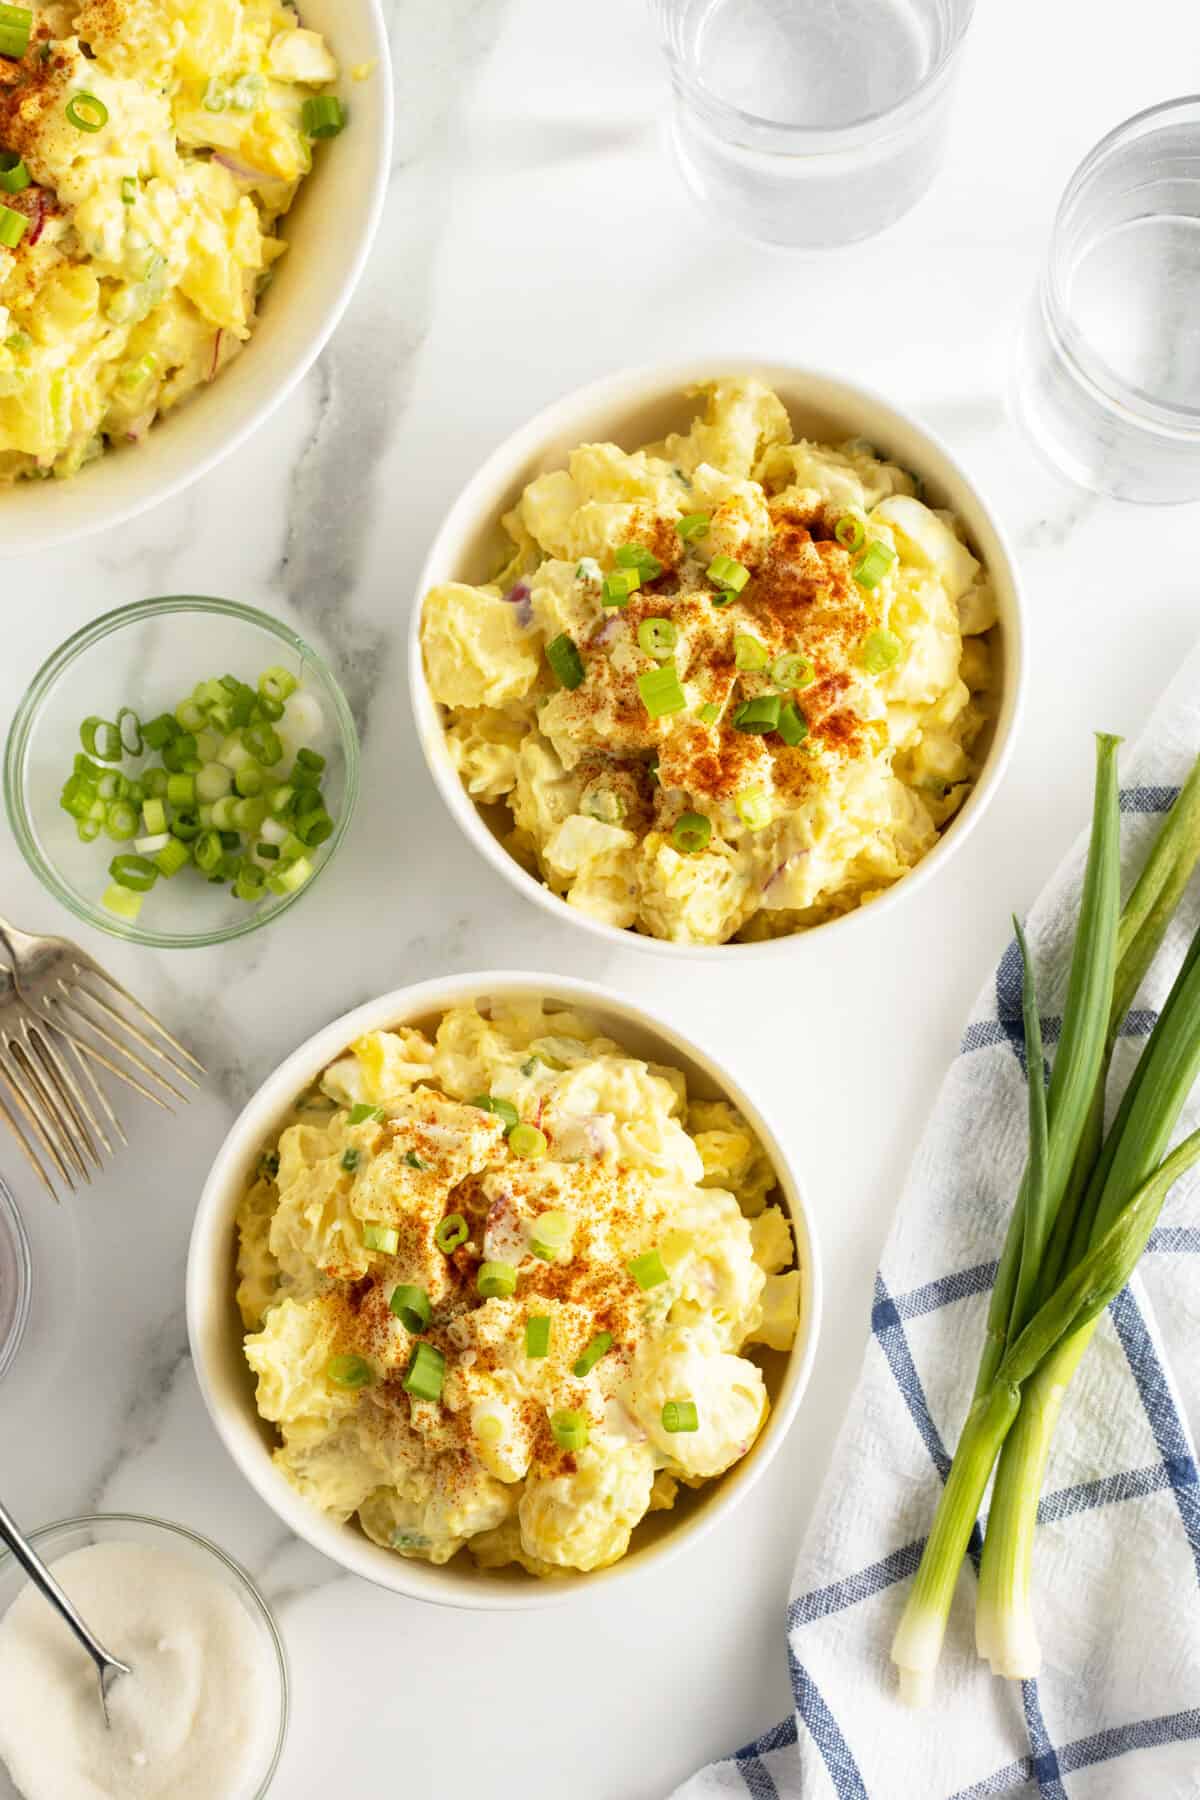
[
  {"left": 0, "top": 1181, "right": 31, "bottom": 1385},
  {"left": 4, "top": 597, "right": 360, "bottom": 950},
  {"left": 0, "top": 1513, "right": 288, "bottom": 1800}
]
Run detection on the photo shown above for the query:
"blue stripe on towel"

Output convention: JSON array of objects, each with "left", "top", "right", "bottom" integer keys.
[
  {"left": 1020, "top": 1681, "right": 1068, "bottom": 1800},
  {"left": 732, "top": 1717, "right": 796, "bottom": 1800},
  {"left": 1108, "top": 1287, "right": 1200, "bottom": 1584},
  {"left": 788, "top": 1644, "right": 869, "bottom": 1800},
  {"left": 1120, "top": 785, "right": 1179, "bottom": 813},
  {"left": 949, "top": 1706, "right": 1200, "bottom": 1798}
]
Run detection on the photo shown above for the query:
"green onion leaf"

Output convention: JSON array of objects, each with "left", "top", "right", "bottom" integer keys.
[
  {"left": 525, "top": 1315, "right": 551, "bottom": 1358},
  {"left": 509, "top": 1122, "right": 547, "bottom": 1160},
  {"left": 637, "top": 618, "right": 678, "bottom": 661},
  {"left": 628, "top": 1249, "right": 668, "bottom": 1289},
  {"left": 616, "top": 542, "right": 663, "bottom": 581},
  {"left": 676, "top": 512, "right": 710, "bottom": 542},
  {"left": 852, "top": 539, "right": 897, "bottom": 589},
  {"left": 477, "top": 1260, "right": 517, "bottom": 1299},
  {"left": 776, "top": 701, "right": 809, "bottom": 747},
  {"left": 572, "top": 1331, "right": 612, "bottom": 1377},
  {"left": 860, "top": 629, "right": 904, "bottom": 675},
  {"left": 66, "top": 91, "right": 108, "bottom": 132},
  {"left": 707, "top": 555, "right": 750, "bottom": 594},
  {"left": 545, "top": 633, "right": 584, "bottom": 690},
  {"left": 107, "top": 854, "right": 157, "bottom": 892},
  {"left": 434, "top": 1213, "right": 468, "bottom": 1253},
  {"left": 638, "top": 665, "right": 687, "bottom": 719},
  {"left": 771, "top": 653, "right": 814, "bottom": 690},
  {"left": 340, "top": 1148, "right": 360, "bottom": 1174},
  {"left": 671, "top": 811, "right": 711, "bottom": 855},
  {"left": 733, "top": 695, "right": 781, "bottom": 734},
  {"left": 389, "top": 1283, "right": 432, "bottom": 1331},
  {"left": 326, "top": 1353, "right": 373, "bottom": 1390},
  {"left": 734, "top": 634, "right": 768, "bottom": 672},
  {"left": 834, "top": 514, "right": 866, "bottom": 552},
  {"left": 363, "top": 1223, "right": 399, "bottom": 1255},
  {"left": 301, "top": 93, "right": 347, "bottom": 138},
  {"left": 470, "top": 1093, "right": 519, "bottom": 1133},
  {"left": 550, "top": 1409, "right": 588, "bottom": 1451},
  {"left": 661, "top": 1399, "right": 699, "bottom": 1433},
  {"left": 0, "top": 5, "right": 31, "bottom": 59},
  {"left": 80, "top": 716, "right": 123, "bottom": 762},
  {"left": 403, "top": 1151, "right": 427, "bottom": 1170},
  {"left": 402, "top": 1341, "right": 445, "bottom": 1402},
  {"left": 601, "top": 569, "right": 639, "bottom": 608},
  {"left": 0, "top": 153, "right": 29, "bottom": 194},
  {"left": 349, "top": 1102, "right": 385, "bottom": 1125},
  {"left": 530, "top": 1209, "right": 571, "bottom": 1260},
  {"left": 735, "top": 787, "right": 772, "bottom": 830}
]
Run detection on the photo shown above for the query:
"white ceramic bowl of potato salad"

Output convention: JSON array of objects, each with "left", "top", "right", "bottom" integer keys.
[
  {"left": 0, "top": 0, "right": 391, "bottom": 551},
  {"left": 187, "top": 973, "right": 821, "bottom": 1609},
  {"left": 412, "top": 361, "right": 1025, "bottom": 955}
]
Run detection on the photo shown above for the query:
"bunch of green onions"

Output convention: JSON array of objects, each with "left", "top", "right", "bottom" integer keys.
[
  {"left": 892, "top": 734, "right": 1200, "bottom": 1705},
  {"left": 58, "top": 667, "right": 335, "bottom": 921}
]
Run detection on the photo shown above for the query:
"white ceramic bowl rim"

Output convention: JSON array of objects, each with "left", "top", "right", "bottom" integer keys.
[
  {"left": 408, "top": 355, "right": 1027, "bottom": 960},
  {"left": 3, "top": 0, "right": 393, "bottom": 554},
  {"left": 187, "top": 970, "right": 823, "bottom": 1611}
]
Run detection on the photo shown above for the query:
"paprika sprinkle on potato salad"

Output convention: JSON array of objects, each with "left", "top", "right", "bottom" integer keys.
[
  {"left": 237, "top": 998, "right": 801, "bottom": 1575},
  {"left": 421, "top": 377, "right": 1000, "bottom": 945}
]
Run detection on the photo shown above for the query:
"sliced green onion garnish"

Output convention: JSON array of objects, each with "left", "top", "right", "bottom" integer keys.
[
  {"left": 852, "top": 539, "right": 897, "bottom": 589},
  {"left": 80, "top": 716, "right": 122, "bottom": 762},
  {"left": 776, "top": 701, "right": 809, "bottom": 747},
  {"left": 340, "top": 1148, "right": 360, "bottom": 1173},
  {"left": 550, "top": 1409, "right": 588, "bottom": 1451},
  {"left": 66, "top": 91, "right": 108, "bottom": 132},
  {"left": 403, "top": 1150, "right": 427, "bottom": 1169},
  {"left": 834, "top": 514, "right": 866, "bottom": 552},
  {"left": 860, "top": 628, "right": 904, "bottom": 674},
  {"left": 735, "top": 787, "right": 772, "bottom": 830},
  {"left": 545, "top": 631, "right": 585, "bottom": 689},
  {"left": 509, "top": 1123, "right": 547, "bottom": 1160},
  {"left": 363, "top": 1223, "right": 399, "bottom": 1255},
  {"left": 107, "top": 854, "right": 157, "bottom": 893},
  {"left": 121, "top": 174, "right": 137, "bottom": 204},
  {"left": 697, "top": 702, "right": 721, "bottom": 726},
  {"left": 477, "top": 1260, "right": 517, "bottom": 1299},
  {"left": 104, "top": 799, "right": 138, "bottom": 841},
  {"left": 470, "top": 1093, "right": 519, "bottom": 1133},
  {"left": 0, "top": 4, "right": 31, "bottom": 59},
  {"left": 266, "top": 854, "right": 313, "bottom": 896},
  {"left": 349, "top": 1102, "right": 385, "bottom": 1125},
  {"left": 142, "top": 797, "right": 166, "bottom": 835},
  {"left": 771, "top": 653, "right": 814, "bottom": 690},
  {"left": 260, "top": 666, "right": 298, "bottom": 705},
  {"left": 734, "top": 634, "right": 768, "bottom": 672},
  {"left": 301, "top": 93, "right": 347, "bottom": 138},
  {"left": 676, "top": 512, "right": 710, "bottom": 542},
  {"left": 77, "top": 819, "right": 102, "bottom": 843},
  {"left": 326, "top": 1353, "right": 373, "bottom": 1389},
  {"left": 0, "top": 153, "right": 29, "bottom": 194},
  {"left": 572, "top": 1331, "right": 612, "bottom": 1378},
  {"left": 434, "top": 1213, "right": 468, "bottom": 1253},
  {"left": 244, "top": 722, "right": 283, "bottom": 765},
  {"left": 707, "top": 555, "right": 750, "bottom": 594},
  {"left": 628, "top": 1248, "right": 668, "bottom": 1289},
  {"left": 102, "top": 883, "right": 143, "bottom": 920},
  {"left": 525, "top": 1315, "right": 551, "bottom": 1358},
  {"left": 616, "top": 543, "right": 663, "bottom": 581},
  {"left": 154, "top": 838, "right": 190, "bottom": 878},
  {"left": 193, "top": 830, "right": 222, "bottom": 875},
  {"left": 733, "top": 695, "right": 781, "bottom": 734},
  {"left": 403, "top": 1341, "right": 445, "bottom": 1402},
  {"left": 141, "top": 714, "right": 177, "bottom": 750},
  {"left": 389, "top": 1283, "right": 432, "bottom": 1331},
  {"left": 671, "top": 812, "right": 711, "bottom": 855},
  {"left": 601, "top": 569, "right": 639, "bottom": 608},
  {"left": 169, "top": 807, "right": 201, "bottom": 841},
  {"left": 637, "top": 617, "right": 678, "bottom": 661},
  {"left": 233, "top": 862, "right": 267, "bottom": 902},
  {"left": 530, "top": 1209, "right": 570, "bottom": 1260},
  {"left": 661, "top": 1399, "right": 699, "bottom": 1433},
  {"left": 638, "top": 665, "right": 687, "bottom": 719}
]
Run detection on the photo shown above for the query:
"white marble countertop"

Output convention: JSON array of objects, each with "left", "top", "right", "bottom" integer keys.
[{"left": 2, "top": 0, "right": 1198, "bottom": 1793}]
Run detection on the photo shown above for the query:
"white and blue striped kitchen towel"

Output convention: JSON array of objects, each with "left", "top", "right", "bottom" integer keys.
[{"left": 675, "top": 649, "right": 1200, "bottom": 1800}]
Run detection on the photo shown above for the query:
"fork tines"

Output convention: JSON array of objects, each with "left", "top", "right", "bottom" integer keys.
[{"left": 0, "top": 959, "right": 203, "bottom": 1202}]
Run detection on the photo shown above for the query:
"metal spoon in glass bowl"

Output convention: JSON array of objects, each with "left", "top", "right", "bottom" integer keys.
[{"left": 0, "top": 1495, "right": 131, "bottom": 1723}]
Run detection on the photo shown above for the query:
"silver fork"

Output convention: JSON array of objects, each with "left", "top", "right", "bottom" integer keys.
[{"left": 0, "top": 915, "right": 204, "bottom": 1201}]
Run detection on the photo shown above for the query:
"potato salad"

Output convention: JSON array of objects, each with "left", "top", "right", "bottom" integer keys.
[
  {"left": 238, "top": 1000, "right": 801, "bottom": 1576},
  {"left": 421, "top": 378, "right": 998, "bottom": 945},
  {"left": 0, "top": 0, "right": 343, "bottom": 482}
]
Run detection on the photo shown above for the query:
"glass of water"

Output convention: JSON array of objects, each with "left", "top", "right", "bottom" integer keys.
[
  {"left": 648, "top": 0, "right": 976, "bottom": 249},
  {"left": 1013, "top": 98, "right": 1200, "bottom": 504}
]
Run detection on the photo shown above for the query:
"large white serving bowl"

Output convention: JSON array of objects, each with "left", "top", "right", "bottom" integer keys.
[
  {"left": 4, "top": 0, "right": 392, "bottom": 555},
  {"left": 187, "top": 972, "right": 822, "bottom": 1611},
  {"left": 409, "top": 358, "right": 1026, "bottom": 959}
]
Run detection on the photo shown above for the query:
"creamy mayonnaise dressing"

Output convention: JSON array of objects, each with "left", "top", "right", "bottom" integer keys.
[{"left": 0, "top": 1542, "right": 278, "bottom": 1800}]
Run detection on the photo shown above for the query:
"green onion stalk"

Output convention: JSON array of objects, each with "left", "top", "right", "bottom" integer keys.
[
  {"left": 891, "top": 735, "right": 1124, "bottom": 1703},
  {"left": 894, "top": 741, "right": 1200, "bottom": 1703},
  {"left": 977, "top": 760, "right": 1200, "bottom": 1678}
]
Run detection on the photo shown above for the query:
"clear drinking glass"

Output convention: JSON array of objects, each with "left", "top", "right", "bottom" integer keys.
[
  {"left": 1013, "top": 98, "right": 1200, "bottom": 504},
  {"left": 648, "top": 0, "right": 976, "bottom": 248}
]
